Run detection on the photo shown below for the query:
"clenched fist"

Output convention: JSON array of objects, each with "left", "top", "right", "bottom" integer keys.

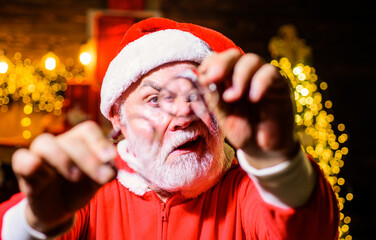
[
  {"left": 198, "top": 49, "right": 299, "bottom": 169},
  {"left": 12, "top": 121, "right": 117, "bottom": 235}
]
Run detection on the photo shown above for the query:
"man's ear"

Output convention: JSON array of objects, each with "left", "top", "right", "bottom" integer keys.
[
  {"left": 109, "top": 109, "right": 122, "bottom": 132},
  {"left": 110, "top": 117, "right": 119, "bottom": 130}
]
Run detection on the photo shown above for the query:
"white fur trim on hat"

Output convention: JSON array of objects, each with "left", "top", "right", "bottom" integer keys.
[{"left": 100, "top": 29, "right": 212, "bottom": 119}]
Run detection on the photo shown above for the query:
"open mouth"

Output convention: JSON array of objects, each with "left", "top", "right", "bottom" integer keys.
[{"left": 174, "top": 135, "right": 203, "bottom": 151}]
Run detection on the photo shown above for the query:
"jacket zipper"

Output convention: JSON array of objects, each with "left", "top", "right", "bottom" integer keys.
[
  {"left": 153, "top": 191, "right": 172, "bottom": 240},
  {"left": 161, "top": 202, "right": 168, "bottom": 240}
]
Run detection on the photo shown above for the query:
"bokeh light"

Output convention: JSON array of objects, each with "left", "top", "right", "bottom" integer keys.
[
  {"left": 0, "top": 50, "right": 86, "bottom": 141},
  {"left": 79, "top": 52, "right": 92, "bottom": 65},
  {"left": 0, "top": 62, "right": 8, "bottom": 74},
  {"left": 271, "top": 58, "right": 351, "bottom": 239},
  {"left": 45, "top": 57, "right": 56, "bottom": 70}
]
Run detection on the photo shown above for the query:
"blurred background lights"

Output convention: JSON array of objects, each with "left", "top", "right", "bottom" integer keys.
[
  {"left": 23, "top": 104, "right": 33, "bottom": 114},
  {"left": 298, "top": 73, "right": 306, "bottom": 80},
  {"left": 271, "top": 57, "right": 351, "bottom": 240},
  {"left": 79, "top": 52, "right": 92, "bottom": 65},
  {"left": 0, "top": 62, "right": 8, "bottom": 74},
  {"left": 0, "top": 48, "right": 90, "bottom": 144},
  {"left": 20, "top": 117, "right": 31, "bottom": 127},
  {"left": 301, "top": 88, "right": 309, "bottom": 96},
  {"left": 45, "top": 57, "right": 56, "bottom": 70},
  {"left": 293, "top": 66, "right": 303, "bottom": 75},
  {"left": 22, "top": 130, "right": 31, "bottom": 139}
]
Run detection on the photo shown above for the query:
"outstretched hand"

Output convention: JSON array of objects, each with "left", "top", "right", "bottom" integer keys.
[
  {"left": 198, "top": 49, "right": 299, "bottom": 169},
  {"left": 12, "top": 121, "right": 117, "bottom": 235}
]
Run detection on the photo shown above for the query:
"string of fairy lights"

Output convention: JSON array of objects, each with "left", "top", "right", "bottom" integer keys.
[
  {"left": 271, "top": 58, "right": 352, "bottom": 240},
  {"left": 0, "top": 50, "right": 89, "bottom": 140}
]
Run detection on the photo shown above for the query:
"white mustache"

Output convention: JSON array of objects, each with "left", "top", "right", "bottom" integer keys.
[{"left": 159, "top": 123, "right": 208, "bottom": 161}]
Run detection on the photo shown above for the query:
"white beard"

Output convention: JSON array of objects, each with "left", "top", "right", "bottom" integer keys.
[
  {"left": 143, "top": 134, "right": 225, "bottom": 197},
  {"left": 118, "top": 116, "right": 233, "bottom": 198}
]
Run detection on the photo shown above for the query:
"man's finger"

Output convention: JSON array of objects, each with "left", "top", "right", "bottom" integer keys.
[
  {"left": 12, "top": 148, "right": 56, "bottom": 196},
  {"left": 223, "top": 53, "right": 264, "bottom": 102},
  {"left": 30, "top": 133, "right": 81, "bottom": 182},
  {"left": 249, "top": 64, "right": 283, "bottom": 102},
  {"left": 198, "top": 48, "right": 242, "bottom": 85},
  {"left": 74, "top": 121, "right": 117, "bottom": 164},
  {"left": 56, "top": 122, "right": 116, "bottom": 185}
]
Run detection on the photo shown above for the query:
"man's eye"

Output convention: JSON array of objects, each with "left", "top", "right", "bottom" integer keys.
[
  {"left": 147, "top": 96, "right": 159, "bottom": 106},
  {"left": 151, "top": 97, "right": 158, "bottom": 103}
]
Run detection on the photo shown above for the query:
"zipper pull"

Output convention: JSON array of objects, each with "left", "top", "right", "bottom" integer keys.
[{"left": 161, "top": 203, "right": 168, "bottom": 222}]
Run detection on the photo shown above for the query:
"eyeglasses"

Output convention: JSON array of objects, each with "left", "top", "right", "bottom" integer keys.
[
  {"left": 157, "top": 69, "right": 219, "bottom": 120},
  {"left": 109, "top": 68, "right": 220, "bottom": 137},
  {"left": 107, "top": 68, "right": 220, "bottom": 165}
]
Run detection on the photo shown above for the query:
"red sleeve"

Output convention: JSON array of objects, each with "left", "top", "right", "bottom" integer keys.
[
  {"left": 0, "top": 192, "right": 25, "bottom": 234},
  {"left": 0, "top": 192, "right": 89, "bottom": 240},
  {"left": 240, "top": 158, "right": 339, "bottom": 239}
]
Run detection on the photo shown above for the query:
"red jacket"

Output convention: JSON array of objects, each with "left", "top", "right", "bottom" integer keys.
[{"left": 0, "top": 158, "right": 338, "bottom": 240}]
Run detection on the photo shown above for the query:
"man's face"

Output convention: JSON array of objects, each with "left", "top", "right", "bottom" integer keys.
[{"left": 116, "top": 62, "right": 226, "bottom": 194}]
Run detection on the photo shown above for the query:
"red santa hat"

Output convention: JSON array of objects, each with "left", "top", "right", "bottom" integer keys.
[{"left": 100, "top": 17, "right": 243, "bottom": 119}]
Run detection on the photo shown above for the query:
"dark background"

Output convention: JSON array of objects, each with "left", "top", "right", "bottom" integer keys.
[{"left": 1, "top": 0, "right": 375, "bottom": 239}]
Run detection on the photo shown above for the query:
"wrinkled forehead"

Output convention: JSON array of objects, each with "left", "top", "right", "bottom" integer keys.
[{"left": 134, "top": 61, "right": 198, "bottom": 93}]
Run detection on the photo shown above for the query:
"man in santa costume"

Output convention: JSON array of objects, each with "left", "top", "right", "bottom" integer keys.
[{"left": 0, "top": 18, "right": 339, "bottom": 239}]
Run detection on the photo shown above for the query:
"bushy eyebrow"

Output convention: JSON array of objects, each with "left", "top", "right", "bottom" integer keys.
[{"left": 141, "top": 80, "right": 161, "bottom": 91}]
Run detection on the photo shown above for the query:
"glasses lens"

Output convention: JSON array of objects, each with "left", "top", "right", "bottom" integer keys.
[
  {"left": 158, "top": 69, "right": 218, "bottom": 119},
  {"left": 121, "top": 113, "right": 160, "bottom": 162}
]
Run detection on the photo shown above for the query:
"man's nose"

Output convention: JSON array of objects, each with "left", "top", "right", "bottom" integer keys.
[
  {"left": 170, "top": 115, "right": 195, "bottom": 131},
  {"left": 171, "top": 96, "right": 194, "bottom": 116},
  {"left": 168, "top": 96, "right": 198, "bottom": 130}
]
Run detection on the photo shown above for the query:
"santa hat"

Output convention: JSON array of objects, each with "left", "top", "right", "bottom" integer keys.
[{"left": 100, "top": 17, "right": 244, "bottom": 120}]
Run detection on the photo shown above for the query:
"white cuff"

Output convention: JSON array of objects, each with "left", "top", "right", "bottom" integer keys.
[
  {"left": 1, "top": 199, "right": 51, "bottom": 240},
  {"left": 237, "top": 148, "right": 316, "bottom": 209}
]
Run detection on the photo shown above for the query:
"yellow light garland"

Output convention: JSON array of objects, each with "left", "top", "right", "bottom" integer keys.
[
  {"left": 0, "top": 51, "right": 85, "bottom": 141},
  {"left": 269, "top": 24, "right": 351, "bottom": 239},
  {"left": 271, "top": 58, "right": 351, "bottom": 239}
]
